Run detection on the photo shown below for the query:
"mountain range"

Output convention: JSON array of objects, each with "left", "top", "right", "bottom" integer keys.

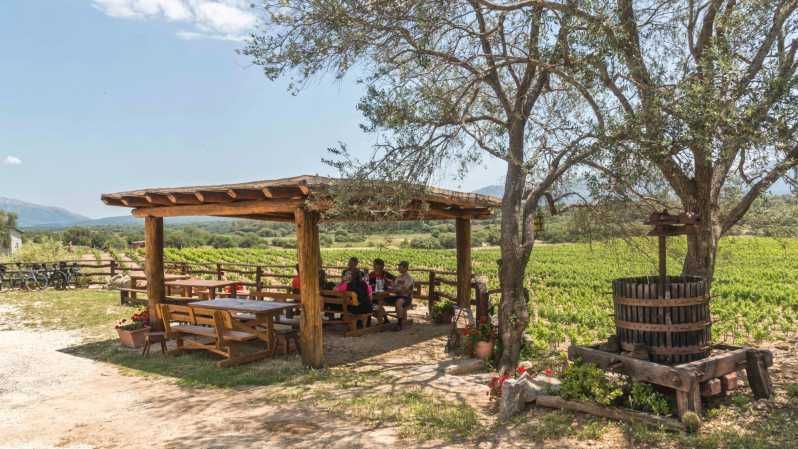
[{"left": 2, "top": 179, "right": 792, "bottom": 229}]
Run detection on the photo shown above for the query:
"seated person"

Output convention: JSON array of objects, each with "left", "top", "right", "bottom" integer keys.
[
  {"left": 341, "top": 256, "right": 366, "bottom": 280},
  {"left": 330, "top": 270, "right": 373, "bottom": 316},
  {"left": 291, "top": 264, "right": 301, "bottom": 292},
  {"left": 368, "top": 258, "right": 396, "bottom": 292},
  {"left": 383, "top": 261, "right": 414, "bottom": 329}
]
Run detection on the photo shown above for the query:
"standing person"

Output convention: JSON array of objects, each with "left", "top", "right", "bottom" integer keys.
[
  {"left": 368, "top": 258, "right": 395, "bottom": 292},
  {"left": 384, "top": 261, "right": 414, "bottom": 329}
]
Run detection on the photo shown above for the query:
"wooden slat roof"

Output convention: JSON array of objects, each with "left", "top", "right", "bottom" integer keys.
[{"left": 101, "top": 175, "right": 501, "bottom": 222}]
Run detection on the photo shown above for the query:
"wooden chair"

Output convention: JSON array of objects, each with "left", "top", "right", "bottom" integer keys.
[{"left": 158, "top": 304, "right": 264, "bottom": 367}]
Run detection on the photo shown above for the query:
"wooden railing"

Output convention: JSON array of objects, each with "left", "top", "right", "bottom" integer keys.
[{"left": 1, "top": 258, "right": 495, "bottom": 322}]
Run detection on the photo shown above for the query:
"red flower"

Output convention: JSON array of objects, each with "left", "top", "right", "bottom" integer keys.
[
  {"left": 516, "top": 366, "right": 527, "bottom": 375},
  {"left": 543, "top": 368, "right": 555, "bottom": 376}
]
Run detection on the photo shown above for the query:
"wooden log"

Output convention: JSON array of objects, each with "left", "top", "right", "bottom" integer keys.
[
  {"left": 144, "top": 216, "right": 165, "bottom": 332},
  {"left": 675, "top": 381, "right": 702, "bottom": 418},
  {"left": 295, "top": 208, "right": 324, "bottom": 368},
  {"left": 131, "top": 198, "right": 303, "bottom": 218},
  {"left": 569, "top": 345, "right": 694, "bottom": 391},
  {"left": 535, "top": 395, "right": 684, "bottom": 431},
  {"left": 455, "top": 217, "right": 471, "bottom": 309},
  {"left": 745, "top": 350, "right": 772, "bottom": 399}
]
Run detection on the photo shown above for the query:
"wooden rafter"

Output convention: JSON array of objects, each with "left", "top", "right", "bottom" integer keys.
[{"left": 131, "top": 199, "right": 304, "bottom": 218}]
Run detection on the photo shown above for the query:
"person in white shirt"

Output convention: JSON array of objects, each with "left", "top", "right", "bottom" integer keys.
[{"left": 384, "top": 261, "right": 414, "bottom": 329}]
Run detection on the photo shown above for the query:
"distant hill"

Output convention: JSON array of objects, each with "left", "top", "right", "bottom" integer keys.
[
  {"left": 68, "top": 215, "right": 230, "bottom": 228},
  {"left": 474, "top": 185, "right": 504, "bottom": 197},
  {"left": 0, "top": 197, "right": 89, "bottom": 228}
]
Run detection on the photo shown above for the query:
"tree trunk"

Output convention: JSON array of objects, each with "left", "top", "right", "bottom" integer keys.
[
  {"left": 497, "top": 130, "right": 531, "bottom": 371},
  {"left": 682, "top": 200, "right": 722, "bottom": 285}
]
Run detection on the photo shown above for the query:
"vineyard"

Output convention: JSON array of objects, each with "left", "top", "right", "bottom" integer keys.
[{"left": 127, "top": 236, "right": 798, "bottom": 356}]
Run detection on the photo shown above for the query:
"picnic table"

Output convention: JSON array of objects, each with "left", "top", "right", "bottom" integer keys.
[
  {"left": 188, "top": 298, "right": 299, "bottom": 359},
  {"left": 165, "top": 278, "right": 242, "bottom": 299}
]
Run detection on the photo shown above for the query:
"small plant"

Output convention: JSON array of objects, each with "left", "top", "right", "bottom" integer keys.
[
  {"left": 785, "top": 383, "right": 798, "bottom": 399},
  {"left": 560, "top": 360, "right": 624, "bottom": 406},
  {"left": 628, "top": 382, "right": 671, "bottom": 416},
  {"left": 115, "top": 308, "right": 150, "bottom": 331},
  {"left": 431, "top": 299, "right": 455, "bottom": 321}
]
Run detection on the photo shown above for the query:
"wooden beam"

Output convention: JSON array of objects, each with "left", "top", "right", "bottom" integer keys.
[
  {"left": 295, "top": 207, "right": 324, "bottom": 368},
  {"left": 456, "top": 217, "right": 472, "bottom": 308},
  {"left": 261, "top": 187, "right": 273, "bottom": 198},
  {"left": 297, "top": 181, "right": 311, "bottom": 195},
  {"left": 144, "top": 193, "right": 173, "bottom": 206},
  {"left": 195, "top": 190, "right": 235, "bottom": 203},
  {"left": 167, "top": 192, "right": 203, "bottom": 205},
  {"left": 145, "top": 216, "right": 165, "bottom": 332},
  {"left": 213, "top": 213, "right": 295, "bottom": 222},
  {"left": 101, "top": 196, "right": 125, "bottom": 207},
  {"left": 120, "top": 196, "right": 151, "bottom": 207},
  {"left": 227, "top": 188, "right": 266, "bottom": 201},
  {"left": 131, "top": 199, "right": 303, "bottom": 218}
]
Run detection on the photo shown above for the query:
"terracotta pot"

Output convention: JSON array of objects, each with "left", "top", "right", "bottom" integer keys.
[
  {"left": 117, "top": 326, "right": 150, "bottom": 348},
  {"left": 474, "top": 340, "right": 493, "bottom": 360}
]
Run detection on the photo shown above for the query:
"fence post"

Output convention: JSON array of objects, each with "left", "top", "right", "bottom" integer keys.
[
  {"left": 255, "top": 266, "right": 263, "bottom": 298},
  {"left": 216, "top": 263, "right": 223, "bottom": 280},
  {"left": 475, "top": 282, "right": 490, "bottom": 325},
  {"left": 181, "top": 262, "right": 188, "bottom": 275},
  {"left": 110, "top": 260, "right": 117, "bottom": 277},
  {"left": 427, "top": 270, "right": 437, "bottom": 317}
]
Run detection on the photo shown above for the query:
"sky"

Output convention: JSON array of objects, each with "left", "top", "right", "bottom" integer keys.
[{"left": 0, "top": 1, "right": 505, "bottom": 218}]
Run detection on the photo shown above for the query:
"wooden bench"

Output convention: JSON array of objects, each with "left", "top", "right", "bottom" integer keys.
[
  {"left": 159, "top": 304, "right": 265, "bottom": 367},
  {"left": 119, "top": 287, "right": 148, "bottom": 305}
]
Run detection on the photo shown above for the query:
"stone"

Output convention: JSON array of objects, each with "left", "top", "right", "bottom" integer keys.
[
  {"left": 108, "top": 274, "right": 131, "bottom": 290},
  {"left": 499, "top": 379, "right": 527, "bottom": 421},
  {"left": 701, "top": 379, "right": 722, "bottom": 397},
  {"left": 529, "top": 374, "right": 561, "bottom": 395},
  {"left": 720, "top": 372, "right": 738, "bottom": 392},
  {"left": 444, "top": 358, "right": 485, "bottom": 375}
]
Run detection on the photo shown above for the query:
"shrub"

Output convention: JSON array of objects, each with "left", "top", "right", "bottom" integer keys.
[
  {"left": 560, "top": 361, "right": 624, "bottom": 406},
  {"left": 628, "top": 382, "right": 671, "bottom": 416}
]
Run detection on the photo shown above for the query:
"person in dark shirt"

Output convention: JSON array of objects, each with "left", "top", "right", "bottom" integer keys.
[{"left": 368, "top": 258, "right": 396, "bottom": 292}]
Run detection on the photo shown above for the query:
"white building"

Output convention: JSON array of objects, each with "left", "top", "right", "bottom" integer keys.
[{"left": 2, "top": 227, "right": 22, "bottom": 256}]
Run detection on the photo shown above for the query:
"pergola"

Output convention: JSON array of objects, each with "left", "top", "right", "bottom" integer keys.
[{"left": 101, "top": 175, "right": 501, "bottom": 367}]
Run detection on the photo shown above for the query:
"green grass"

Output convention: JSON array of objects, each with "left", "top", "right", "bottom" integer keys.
[
  {"left": 0, "top": 289, "right": 133, "bottom": 337},
  {"left": 318, "top": 387, "right": 482, "bottom": 441}
]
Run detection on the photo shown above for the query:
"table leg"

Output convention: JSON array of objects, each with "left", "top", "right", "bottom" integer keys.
[{"left": 209, "top": 287, "right": 216, "bottom": 299}]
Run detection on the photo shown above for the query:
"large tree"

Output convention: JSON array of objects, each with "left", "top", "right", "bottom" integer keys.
[
  {"left": 482, "top": 0, "right": 798, "bottom": 283},
  {"left": 243, "top": 0, "right": 612, "bottom": 368}
]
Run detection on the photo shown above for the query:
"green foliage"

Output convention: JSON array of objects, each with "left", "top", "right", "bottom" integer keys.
[
  {"left": 628, "top": 382, "right": 671, "bottom": 416},
  {"left": 431, "top": 298, "right": 455, "bottom": 317},
  {"left": 4, "top": 238, "right": 79, "bottom": 263},
  {"left": 560, "top": 361, "right": 624, "bottom": 406},
  {"left": 785, "top": 383, "right": 798, "bottom": 399}
]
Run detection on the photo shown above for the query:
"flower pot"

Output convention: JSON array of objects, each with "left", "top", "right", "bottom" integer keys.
[
  {"left": 117, "top": 326, "right": 150, "bottom": 348},
  {"left": 474, "top": 340, "right": 493, "bottom": 360}
]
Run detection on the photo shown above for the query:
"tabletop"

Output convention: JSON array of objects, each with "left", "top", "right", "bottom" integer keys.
[
  {"left": 165, "top": 279, "right": 241, "bottom": 288},
  {"left": 188, "top": 299, "right": 298, "bottom": 314},
  {"left": 130, "top": 273, "right": 190, "bottom": 281}
]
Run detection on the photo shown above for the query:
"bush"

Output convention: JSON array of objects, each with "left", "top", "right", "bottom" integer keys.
[
  {"left": 560, "top": 361, "right": 624, "bottom": 406},
  {"left": 628, "top": 382, "right": 671, "bottom": 416},
  {"left": 408, "top": 237, "right": 442, "bottom": 249}
]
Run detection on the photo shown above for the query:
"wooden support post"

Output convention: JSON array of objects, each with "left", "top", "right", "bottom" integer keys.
[
  {"left": 676, "top": 381, "right": 702, "bottom": 418},
  {"left": 455, "top": 217, "right": 472, "bottom": 308},
  {"left": 144, "top": 216, "right": 165, "bottom": 332},
  {"left": 427, "top": 270, "right": 437, "bottom": 317},
  {"left": 216, "top": 263, "right": 223, "bottom": 280},
  {"left": 746, "top": 350, "right": 772, "bottom": 399},
  {"left": 295, "top": 208, "right": 324, "bottom": 368},
  {"left": 110, "top": 260, "right": 117, "bottom": 276},
  {"left": 255, "top": 266, "right": 263, "bottom": 297}
]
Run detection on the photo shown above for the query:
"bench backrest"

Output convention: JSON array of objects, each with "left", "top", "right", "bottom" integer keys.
[{"left": 159, "top": 304, "right": 232, "bottom": 338}]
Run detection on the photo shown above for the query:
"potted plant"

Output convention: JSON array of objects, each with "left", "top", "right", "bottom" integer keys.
[
  {"left": 471, "top": 322, "right": 495, "bottom": 360},
  {"left": 431, "top": 299, "right": 455, "bottom": 324},
  {"left": 115, "top": 309, "right": 151, "bottom": 348}
]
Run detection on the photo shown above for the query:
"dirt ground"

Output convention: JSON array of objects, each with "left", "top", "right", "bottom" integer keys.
[{"left": 2, "top": 299, "right": 797, "bottom": 449}]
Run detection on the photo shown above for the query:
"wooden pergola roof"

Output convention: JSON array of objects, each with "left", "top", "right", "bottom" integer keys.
[{"left": 101, "top": 175, "right": 501, "bottom": 221}]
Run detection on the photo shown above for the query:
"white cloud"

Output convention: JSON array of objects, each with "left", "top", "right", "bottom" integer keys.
[
  {"left": 92, "top": 0, "right": 256, "bottom": 41},
  {"left": 2, "top": 156, "right": 22, "bottom": 166}
]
